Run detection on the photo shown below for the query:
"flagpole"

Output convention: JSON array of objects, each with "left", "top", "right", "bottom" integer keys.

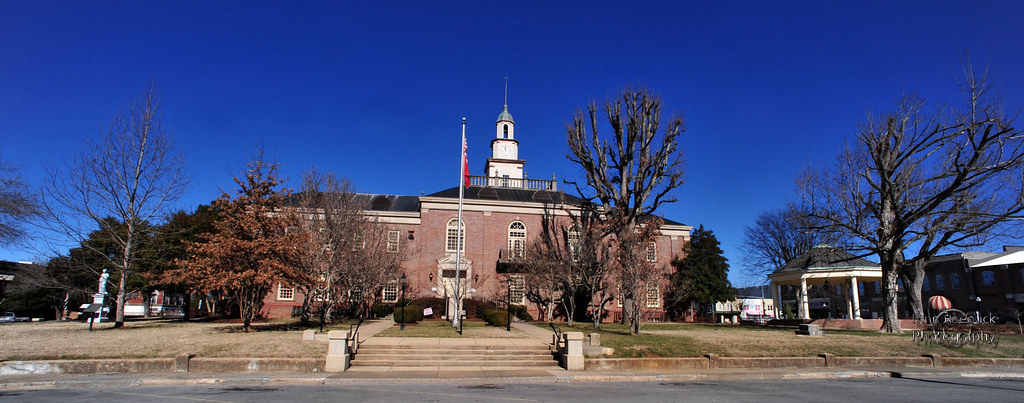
[{"left": 453, "top": 117, "right": 466, "bottom": 329}]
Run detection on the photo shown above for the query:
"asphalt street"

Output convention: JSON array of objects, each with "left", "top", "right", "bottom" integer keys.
[{"left": 3, "top": 376, "right": 1024, "bottom": 402}]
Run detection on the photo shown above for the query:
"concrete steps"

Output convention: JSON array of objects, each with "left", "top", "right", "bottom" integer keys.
[{"left": 351, "top": 343, "right": 559, "bottom": 368}]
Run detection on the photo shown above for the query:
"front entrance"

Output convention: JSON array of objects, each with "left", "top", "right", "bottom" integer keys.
[{"left": 435, "top": 254, "right": 472, "bottom": 320}]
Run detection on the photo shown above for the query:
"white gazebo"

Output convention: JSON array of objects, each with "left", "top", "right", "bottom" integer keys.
[{"left": 769, "top": 245, "right": 881, "bottom": 320}]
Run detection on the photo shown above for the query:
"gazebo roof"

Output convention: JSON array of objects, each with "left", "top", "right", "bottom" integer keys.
[{"left": 773, "top": 245, "right": 878, "bottom": 274}]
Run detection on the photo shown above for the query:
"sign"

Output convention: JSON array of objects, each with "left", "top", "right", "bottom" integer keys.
[
  {"left": 912, "top": 309, "right": 997, "bottom": 347},
  {"left": 423, "top": 307, "right": 433, "bottom": 316}
]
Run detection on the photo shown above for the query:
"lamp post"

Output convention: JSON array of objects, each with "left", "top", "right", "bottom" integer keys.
[
  {"left": 400, "top": 273, "right": 407, "bottom": 331},
  {"left": 507, "top": 276, "right": 512, "bottom": 332}
]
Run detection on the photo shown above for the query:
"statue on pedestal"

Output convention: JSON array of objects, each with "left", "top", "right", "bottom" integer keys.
[{"left": 98, "top": 269, "right": 109, "bottom": 295}]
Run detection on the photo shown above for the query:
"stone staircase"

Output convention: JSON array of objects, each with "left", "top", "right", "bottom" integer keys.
[{"left": 350, "top": 339, "right": 559, "bottom": 369}]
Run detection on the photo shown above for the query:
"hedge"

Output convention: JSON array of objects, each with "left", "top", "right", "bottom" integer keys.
[
  {"left": 481, "top": 308, "right": 509, "bottom": 327},
  {"left": 394, "top": 304, "right": 424, "bottom": 323}
]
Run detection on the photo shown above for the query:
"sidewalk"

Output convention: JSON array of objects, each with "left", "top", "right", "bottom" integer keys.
[{"left": 4, "top": 365, "right": 1024, "bottom": 391}]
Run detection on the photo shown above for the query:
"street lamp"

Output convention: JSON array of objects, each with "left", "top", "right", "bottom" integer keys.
[
  {"left": 399, "top": 273, "right": 407, "bottom": 331},
  {"left": 507, "top": 276, "right": 512, "bottom": 332}
]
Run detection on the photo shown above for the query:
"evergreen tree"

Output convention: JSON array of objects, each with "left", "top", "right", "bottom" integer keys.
[{"left": 665, "top": 224, "right": 735, "bottom": 319}]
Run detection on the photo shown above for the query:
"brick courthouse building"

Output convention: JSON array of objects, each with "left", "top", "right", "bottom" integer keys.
[{"left": 263, "top": 103, "right": 692, "bottom": 321}]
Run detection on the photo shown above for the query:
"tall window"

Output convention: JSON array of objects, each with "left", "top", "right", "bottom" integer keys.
[
  {"left": 350, "top": 233, "right": 365, "bottom": 251},
  {"left": 646, "top": 242, "right": 657, "bottom": 262},
  {"left": 952, "top": 273, "right": 960, "bottom": 289},
  {"left": 645, "top": 283, "right": 661, "bottom": 307},
  {"left": 387, "top": 230, "right": 400, "bottom": 253},
  {"left": 567, "top": 225, "right": 581, "bottom": 261},
  {"left": 509, "top": 275, "right": 525, "bottom": 305},
  {"left": 982, "top": 270, "right": 995, "bottom": 286},
  {"left": 503, "top": 124, "right": 508, "bottom": 138},
  {"left": 508, "top": 221, "right": 526, "bottom": 258},
  {"left": 922, "top": 277, "right": 930, "bottom": 291},
  {"left": 277, "top": 283, "right": 294, "bottom": 301},
  {"left": 936, "top": 274, "right": 944, "bottom": 290},
  {"left": 445, "top": 219, "right": 465, "bottom": 252},
  {"left": 382, "top": 282, "right": 398, "bottom": 303}
]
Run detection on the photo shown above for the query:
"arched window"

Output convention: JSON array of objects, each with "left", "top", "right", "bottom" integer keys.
[
  {"left": 922, "top": 277, "right": 930, "bottom": 291},
  {"left": 503, "top": 124, "right": 509, "bottom": 138},
  {"left": 936, "top": 274, "right": 944, "bottom": 290},
  {"left": 567, "top": 224, "right": 581, "bottom": 261},
  {"left": 508, "top": 221, "right": 526, "bottom": 258},
  {"left": 982, "top": 270, "right": 995, "bottom": 286},
  {"left": 952, "top": 273, "right": 960, "bottom": 289},
  {"left": 446, "top": 218, "right": 465, "bottom": 253}
]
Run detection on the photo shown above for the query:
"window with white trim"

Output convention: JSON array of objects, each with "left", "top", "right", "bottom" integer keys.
[
  {"left": 645, "top": 283, "right": 661, "bottom": 307},
  {"left": 351, "top": 233, "right": 365, "bottom": 251},
  {"left": 277, "top": 283, "right": 294, "bottom": 301},
  {"left": 382, "top": 282, "right": 398, "bottom": 303},
  {"left": 646, "top": 242, "right": 657, "bottom": 262},
  {"left": 349, "top": 285, "right": 363, "bottom": 302},
  {"left": 567, "top": 225, "right": 581, "bottom": 262},
  {"left": 509, "top": 275, "right": 525, "bottom": 305},
  {"left": 387, "top": 230, "right": 400, "bottom": 253},
  {"left": 508, "top": 221, "right": 526, "bottom": 258},
  {"left": 982, "top": 270, "right": 995, "bottom": 286},
  {"left": 445, "top": 219, "right": 465, "bottom": 252}
]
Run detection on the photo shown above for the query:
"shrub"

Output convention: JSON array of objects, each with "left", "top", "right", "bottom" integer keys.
[
  {"left": 508, "top": 304, "right": 533, "bottom": 321},
  {"left": 394, "top": 304, "right": 423, "bottom": 323},
  {"left": 371, "top": 303, "right": 394, "bottom": 318},
  {"left": 482, "top": 308, "right": 509, "bottom": 327},
  {"left": 463, "top": 298, "right": 498, "bottom": 319},
  {"left": 410, "top": 297, "right": 445, "bottom": 319}
]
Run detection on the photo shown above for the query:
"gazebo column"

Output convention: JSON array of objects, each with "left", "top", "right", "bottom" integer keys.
[
  {"left": 844, "top": 280, "right": 853, "bottom": 319},
  {"left": 774, "top": 283, "right": 782, "bottom": 319},
  {"left": 799, "top": 277, "right": 810, "bottom": 320},
  {"left": 850, "top": 276, "right": 862, "bottom": 320}
]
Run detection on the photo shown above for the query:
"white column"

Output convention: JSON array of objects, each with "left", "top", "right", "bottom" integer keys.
[
  {"left": 844, "top": 280, "right": 853, "bottom": 319},
  {"left": 771, "top": 282, "right": 780, "bottom": 319},
  {"left": 850, "top": 276, "right": 861, "bottom": 319},
  {"left": 799, "top": 277, "right": 810, "bottom": 320}
]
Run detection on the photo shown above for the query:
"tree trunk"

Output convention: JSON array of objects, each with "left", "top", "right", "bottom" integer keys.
[
  {"left": 143, "top": 290, "right": 152, "bottom": 318},
  {"left": 901, "top": 260, "right": 926, "bottom": 320},
  {"left": 114, "top": 267, "right": 128, "bottom": 328},
  {"left": 879, "top": 255, "right": 903, "bottom": 333},
  {"left": 182, "top": 293, "right": 191, "bottom": 320}
]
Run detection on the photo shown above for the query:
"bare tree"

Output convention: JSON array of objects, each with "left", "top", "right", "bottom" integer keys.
[
  {"left": 293, "top": 170, "right": 403, "bottom": 324},
  {"left": 566, "top": 87, "right": 686, "bottom": 330},
  {"left": 566, "top": 87, "right": 685, "bottom": 234},
  {"left": 0, "top": 155, "right": 39, "bottom": 244},
  {"left": 614, "top": 217, "right": 668, "bottom": 334},
  {"left": 522, "top": 205, "right": 611, "bottom": 326},
  {"left": 740, "top": 207, "right": 842, "bottom": 280},
  {"left": 42, "top": 84, "right": 189, "bottom": 328},
  {"left": 797, "top": 64, "right": 1024, "bottom": 333},
  {"left": 293, "top": 169, "right": 362, "bottom": 329}
]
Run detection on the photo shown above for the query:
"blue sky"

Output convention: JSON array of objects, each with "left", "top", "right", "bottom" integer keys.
[{"left": 2, "top": 1, "right": 1023, "bottom": 286}]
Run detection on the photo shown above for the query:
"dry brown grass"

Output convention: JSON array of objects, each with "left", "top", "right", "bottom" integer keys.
[
  {"left": 553, "top": 322, "right": 1024, "bottom": 358},
  {"left": 0, "top": 318, "right": 327, "bottom": 361}
]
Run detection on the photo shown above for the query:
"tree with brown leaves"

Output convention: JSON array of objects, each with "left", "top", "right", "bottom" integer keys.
[{"left": 172, "top": 153, "right": 304, "bottom": 332}]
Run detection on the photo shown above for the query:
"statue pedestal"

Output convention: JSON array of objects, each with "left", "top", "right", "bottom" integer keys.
[{"left": 92, "top": 293, "right": 106, "bottom": 323}]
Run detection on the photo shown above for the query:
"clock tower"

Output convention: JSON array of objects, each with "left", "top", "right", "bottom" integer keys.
[{"left": 485, "top": 103, "right": 525, "bottom": 185}]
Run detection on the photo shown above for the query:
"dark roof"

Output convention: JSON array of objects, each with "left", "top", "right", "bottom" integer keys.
[
  {"left": 354, "top": 194, "right": 420, "bottom": 212},
  {"left": 774, "top": 245, "right": 878, "bottom": 274},
  {"left": 426, "top": 186, "right": 586, "bottom": 205},
  {"left": 284, "top": 192, "right": 420, "bottom": 213},
  {"left": 426, "top": 186, "right": 686, "bottom": 226},
  {"left": 0, "top": 260, "right": 34, "bottom": 279}
]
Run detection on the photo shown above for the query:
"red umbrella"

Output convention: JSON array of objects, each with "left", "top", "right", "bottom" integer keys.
[{"left": 928, "top": 295, "right": 952, "bottom": 310}]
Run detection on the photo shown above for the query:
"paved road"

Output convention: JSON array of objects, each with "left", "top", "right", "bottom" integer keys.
[{"left": 5, "top": 376, "right": 1024, "bottom": 402}]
